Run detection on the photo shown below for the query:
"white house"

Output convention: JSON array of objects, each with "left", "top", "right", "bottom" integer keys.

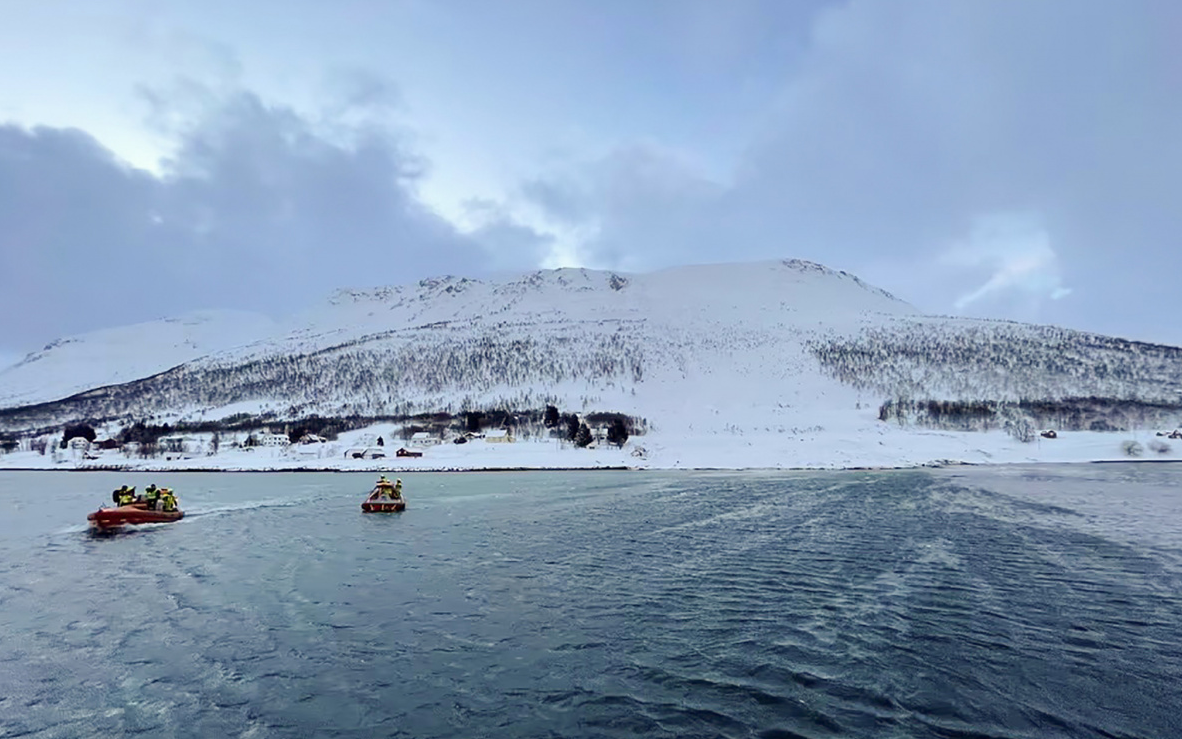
[
  {"left": 292, "top": 442, "right": 326, "bottom": 459},
  {"left": 410, "top": 432, "right": 441, "bottom": 447},
  {"left": 258, "top": 433, "right": 290, "bottom": 447},
  {"left": 484, "top": 429, "right": 515, "bottom": 443}
]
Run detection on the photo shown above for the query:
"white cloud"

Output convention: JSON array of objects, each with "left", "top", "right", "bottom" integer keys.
[{"left": 941, "top": 213, "right": 1071, "bottom": 310}]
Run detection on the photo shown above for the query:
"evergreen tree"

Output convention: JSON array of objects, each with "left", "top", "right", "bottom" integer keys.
[
  {"left": 606, "top": 418, "right": 629, "bottom": 447},
  {"left": 544, "top": 405, "right": 559, "bottom": 427},
  {"left": 564, "top": 414, "right": 580, "bottom": 442},
  {"left": 60, "top": 423, "right": 96, "bottom": 448},
  {"left": 466, "top": 411, "right": 484, "bottom": 433},
  {"left": 575, "top": 422, "right": 593, "bottom": 448}
]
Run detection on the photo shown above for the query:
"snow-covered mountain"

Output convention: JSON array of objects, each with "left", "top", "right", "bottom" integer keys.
[
  {"left": 0, "top": 310, "right": 275, "bottom": 408},
  {"left": 2, "top": 259, "right": 1181, "bottom": 447}
]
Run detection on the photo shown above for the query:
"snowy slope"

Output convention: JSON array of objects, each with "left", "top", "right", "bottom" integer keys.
[
  {"left": 150, "top": 259, "right": 914, "bottom": 427},
  {"left": 1, "top": 258, "right": 1180, "bottom": 463},
  {"left": 0, "top": 310, "right": 276, "bottom": 408},
  {"left": 214, "top": 259, "right": 912, "bottom": 363}
]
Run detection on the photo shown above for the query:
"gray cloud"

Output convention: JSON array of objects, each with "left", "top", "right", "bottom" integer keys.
[
  {"left": 5, "top": 0, "right": 1179, "bottom": 356},
  {"left": 522, "top": 144, "right": 724, "bottom": 271},
  {"left": 324, "top": 68, "right": 404, "bottom": 115},
  {"left": 525, "top": 0, "right": 1182, "bottom": 344},
  {"left": 462, "top": 198, "right": 555, "bottom": 270},
  {"left": 0, "top": 85, "right": 546, "bottom": 353}
]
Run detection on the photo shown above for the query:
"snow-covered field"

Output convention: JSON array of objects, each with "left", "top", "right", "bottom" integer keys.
[{"left": 2, "top": 421, "right": 1176, "bottom": 472}]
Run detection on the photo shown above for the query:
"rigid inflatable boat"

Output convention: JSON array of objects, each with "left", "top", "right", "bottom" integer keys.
[
  {"left": 87, "top": 503, "right": 184, "bottom": 530},
  {"left": 362, "top": 479, "right": 406, "bottom": 512}
]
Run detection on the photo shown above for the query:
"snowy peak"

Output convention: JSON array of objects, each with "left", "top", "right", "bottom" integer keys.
[
  {"left": 324, "top": 260, "right": 908, "bottom": 311},
  {"left": 778, "top": 259, "right": 903, "bottom": 302},
  {"left": 310, "top": 259, "right": 915, "bottom": 333}
]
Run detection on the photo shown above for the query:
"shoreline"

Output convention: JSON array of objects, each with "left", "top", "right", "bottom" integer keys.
[
  {"left": 3, "top": 427, "right": 1179, "bottom": 474},
  {"left": 1, "top": 459, "right": 1180, "bottom": 473}
]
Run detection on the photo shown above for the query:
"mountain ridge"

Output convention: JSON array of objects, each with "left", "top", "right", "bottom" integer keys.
[{"left": 1, "top": 259, "right": 1180, "bottom": 450}]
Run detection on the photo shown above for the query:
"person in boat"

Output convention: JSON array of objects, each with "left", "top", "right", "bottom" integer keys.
[
  {"left": 160, "top": 488, "right": 178, "bottom": 513},
  {"left": 117, "top": 486, "right": 137, "bottom": 506},
  {"left": 112, "top": 485, "right": 127, "bottom": 504},
  {"left": 143, "top": 484, "right": 160, "bottom": 510},
  {"left": 370, "top": 476, "right": 392, "bottom": 500},
  {"left": 388, "top": 479, "right": 403, "bottom": 500}
]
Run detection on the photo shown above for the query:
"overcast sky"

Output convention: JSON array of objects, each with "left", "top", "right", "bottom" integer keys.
[{"left": 2, "top": 0, "right": 1180, "bottom": 369}]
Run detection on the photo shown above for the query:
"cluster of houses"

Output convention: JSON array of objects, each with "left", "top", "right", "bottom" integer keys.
[
  {"left": 45, "top": 429, "right": 305, "bottom": 462},
  {"left": 45, "top": 427, "right": 526, "bottom": 462},
  {"left": 343, "top": 428, "right": 519, "bottom": 460},
  {"left": 292, "top": 423, "right": 618, "bottom": 461},
  {"left": 14, "top": 419, "right": 626, "bottom": 464},
  {"left": 405, "top": 425, "right": 617, "bottom": 447}
]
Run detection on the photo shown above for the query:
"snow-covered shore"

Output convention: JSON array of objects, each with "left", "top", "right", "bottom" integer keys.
[{"left": 2, "top": 423, "right": 1177, "bottom": 472}]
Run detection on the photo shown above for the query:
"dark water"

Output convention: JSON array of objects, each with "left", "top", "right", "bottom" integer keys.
[{"left": 1, "top": 466, "right": 1180, "bottom": 738}]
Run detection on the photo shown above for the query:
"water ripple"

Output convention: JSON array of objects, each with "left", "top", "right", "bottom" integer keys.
[{"left": 0, "top": 468, "right": 1179, "bottom": 738}]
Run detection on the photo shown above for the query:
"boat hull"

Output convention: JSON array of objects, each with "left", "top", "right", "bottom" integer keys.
[
  {"left": 362, "top": 500, "right": 405, "bottom": 512},
  {"left": 87, "top": 504, "right": 184, "bottom": 529}
]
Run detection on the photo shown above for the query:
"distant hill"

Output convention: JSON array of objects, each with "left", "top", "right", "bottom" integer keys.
[
  {"left": 0, "top": 310, "right": 275, "bottom": 408},
  {"left": 2, "top": 259, "right": 1180, "bottom": 443}
]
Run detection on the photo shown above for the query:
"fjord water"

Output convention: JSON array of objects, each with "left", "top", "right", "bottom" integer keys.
[{"left": 1, "top": 467, "right": 1179, "bottom": 738}]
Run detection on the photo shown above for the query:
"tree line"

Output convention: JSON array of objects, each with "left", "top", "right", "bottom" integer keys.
[
  {"left": 877, "top": 396, "right": 1182, "bottom": 436},
  {"left": 32, "top": 405, "right": 646, "bottom": 456},
  {"left": 0, "top": 324, "right": 652, "bottom": 433}
]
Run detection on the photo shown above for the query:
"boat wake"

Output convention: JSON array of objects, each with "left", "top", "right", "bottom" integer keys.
[
  {"left": 50, "top": 493, "right": 336, "bottom": 540},
  {"left": 186, "top": 494, "right": 329, "bottom": 518}
]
